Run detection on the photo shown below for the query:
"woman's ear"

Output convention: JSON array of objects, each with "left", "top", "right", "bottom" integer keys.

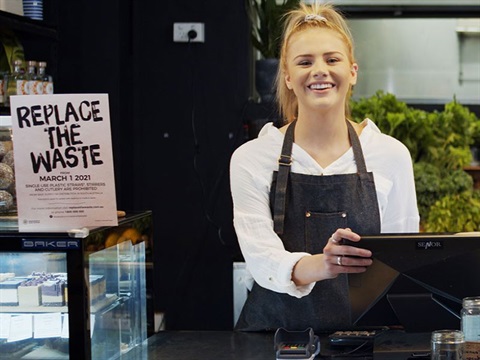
[
  {"left": 285, "top": 73, "right": 293, "bottom": 90},
  {"left": 350, "top": 63, "right": 359, "bottom": 86}
]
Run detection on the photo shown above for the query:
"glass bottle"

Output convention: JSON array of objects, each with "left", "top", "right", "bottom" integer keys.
[
  {"left": 431, "top": 329, "right": 465, "bottom": 360},
  {"left": 5, "top": 59, "right": 27, "bottom": 106},
  {"left": 26, "top": 60, "right": 38, "bottom": 95},
  {"left": 461, "top": 296, "right": 480, "bottom": 360},
  {"left": 38, "top": 61, "right": 54, "bottom": 94}
]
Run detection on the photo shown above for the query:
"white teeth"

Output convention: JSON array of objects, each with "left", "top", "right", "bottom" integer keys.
[{"left": 310, "top": 83, "right": 333, "bottom": 90}]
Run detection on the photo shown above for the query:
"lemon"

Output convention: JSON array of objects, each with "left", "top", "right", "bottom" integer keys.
[{"left": 119, "top": 228, "right": 142, "bottom": 244}]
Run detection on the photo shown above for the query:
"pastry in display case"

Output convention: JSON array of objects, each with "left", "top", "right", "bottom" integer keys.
[{"left": 0, "top": 211, "right": 153, "bottom": 360}]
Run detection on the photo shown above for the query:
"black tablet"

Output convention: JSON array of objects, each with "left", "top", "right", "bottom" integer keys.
[{"left": 345, "top": 232, "right": 480, "bottom": 332}]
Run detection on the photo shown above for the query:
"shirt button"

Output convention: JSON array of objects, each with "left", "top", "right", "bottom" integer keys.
[
  {"left": 342, "top": 213, "right": 347, "bottom": 218},
  {"left": 305, "top": 211, "right": 311, "bottom": 217}
]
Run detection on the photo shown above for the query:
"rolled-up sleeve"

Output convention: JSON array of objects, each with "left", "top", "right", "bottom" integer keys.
[{"left": 230, "top": 131, "right": 316, "bottom": 298}]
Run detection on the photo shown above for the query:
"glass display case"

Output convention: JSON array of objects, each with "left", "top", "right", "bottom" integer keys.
[{"left": 0, "top": 211, "right": 153, "bottom": 360}]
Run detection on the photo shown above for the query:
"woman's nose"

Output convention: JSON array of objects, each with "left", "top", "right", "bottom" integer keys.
[{"left": 312, "top": 63, "right": 328, "bottom": 77}]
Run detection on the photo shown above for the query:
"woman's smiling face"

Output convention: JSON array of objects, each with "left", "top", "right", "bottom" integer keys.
[{"left": 284, "top": 27, "right": 358, "bottom": 115}]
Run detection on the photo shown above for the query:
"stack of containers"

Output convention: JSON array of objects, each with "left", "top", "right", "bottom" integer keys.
[{"left": 22, "top": 0, "right": 42, "bottom": 21}]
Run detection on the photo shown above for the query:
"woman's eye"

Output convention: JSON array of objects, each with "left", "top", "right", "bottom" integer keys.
[
  {"left": 327, "top": 58, "right": 339, "bottom": 64},
  {"left": 298, "top": 60, "right": 311, "bottom": 66}
]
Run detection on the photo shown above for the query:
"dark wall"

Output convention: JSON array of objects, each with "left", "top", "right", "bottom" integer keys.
[{"left": 55, "top": 0, "right": 250, "bottom": 330}]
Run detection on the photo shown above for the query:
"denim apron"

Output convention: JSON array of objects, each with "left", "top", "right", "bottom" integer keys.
[{"left": 235, "top": 120, "right": 381, "bottom": 332}]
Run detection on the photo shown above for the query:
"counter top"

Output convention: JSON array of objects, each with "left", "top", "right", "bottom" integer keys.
[
  {"left": 121, "top": 330, "right": 431, "bottom": 360},
  {"left": 125, "top": 331, "right": 277, "bottom": 360}
]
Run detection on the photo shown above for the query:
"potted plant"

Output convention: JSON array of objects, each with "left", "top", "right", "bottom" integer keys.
[
  {"left": 245, "top": 0, "right": 300, "bottom": 103},
  {"left": 350, "top": 91, "right": 480, "bottom": 231}
]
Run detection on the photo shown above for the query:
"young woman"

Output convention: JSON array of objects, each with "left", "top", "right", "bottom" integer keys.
[{"left": 230, "top": 1, "right": 419, "bottom": 332}]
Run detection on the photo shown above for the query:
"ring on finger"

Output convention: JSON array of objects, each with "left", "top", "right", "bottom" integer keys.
[
  {"left": 330, "top": 234, "right": 340, "bottom": 244},
  {"left": 337, "top": 255, "right": 343, "bottom": 266}
]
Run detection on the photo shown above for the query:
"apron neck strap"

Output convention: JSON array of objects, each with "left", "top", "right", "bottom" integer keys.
[
  {"left": 273, "top": 121, "right": 296, "bottom": 234},
  {"left": 346, "top": 120, "right": 367, "bottom": 174}
]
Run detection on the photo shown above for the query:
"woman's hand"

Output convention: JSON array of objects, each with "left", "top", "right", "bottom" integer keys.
[
  {"left": 323, "top": 228, "right": 373, "bottom": 274},
  {"left": 291, "top": 228, "right": 372, "bottom": 286}
]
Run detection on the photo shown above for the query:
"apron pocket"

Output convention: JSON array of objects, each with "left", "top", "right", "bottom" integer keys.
[{"left": 304, "top": 210, "right": 348, "bottom": 253}]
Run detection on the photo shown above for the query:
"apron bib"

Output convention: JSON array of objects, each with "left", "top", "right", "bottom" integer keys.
[{"left": 235, "top": 120, "right": 381, "bottom": 332}]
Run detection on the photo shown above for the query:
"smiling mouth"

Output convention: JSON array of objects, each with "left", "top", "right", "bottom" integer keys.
[{"left": 309, "top": 83, "right": 334, "bottom": 90}]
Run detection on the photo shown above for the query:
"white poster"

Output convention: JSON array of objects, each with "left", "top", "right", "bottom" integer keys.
[{"left": 10, "top": 94, "right": 118, "bottom": 232}]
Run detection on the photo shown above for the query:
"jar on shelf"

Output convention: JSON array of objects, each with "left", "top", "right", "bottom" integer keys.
[
  {"left": 0, "top": 116, "right": 16, "bottom": 216},
  {"left": 461, "top": 296, "right": 480, "bottom": 360},
  {"left": 431, "top": 329, "right": 465, "bottom": 360}
]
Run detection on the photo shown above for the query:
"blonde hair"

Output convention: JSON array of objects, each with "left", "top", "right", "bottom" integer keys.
[{"left": 275, "top": 1, "right": 356, "bottom": 123}]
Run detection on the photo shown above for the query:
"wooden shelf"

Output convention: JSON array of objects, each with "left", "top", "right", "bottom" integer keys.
[{"left": 464, "top": 165, "right": 480, "bottom": 189}]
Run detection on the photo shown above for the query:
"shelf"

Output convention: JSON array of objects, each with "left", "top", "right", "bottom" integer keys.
[
  {"left": 0, "top": 294, "right": 118, "bottom": 314},
  {"left": 464, "top": 165, "right": 480, "bottom": 189},
  {"left": 91, "top": 294, "right": 118, "bottom": 313},
  {"left": 0, "top": 5, "right": 59, "bottom": 117},
  {"left": 0, "top": 304, "right": 68, "bottom": 313},
  {"left": 0, "top": 9, "right": 57, "bottom": 40}
]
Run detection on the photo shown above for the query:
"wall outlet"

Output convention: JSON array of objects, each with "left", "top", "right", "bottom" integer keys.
[{"left": 173, "top": 23, "right": 205, "bottom": 43}]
